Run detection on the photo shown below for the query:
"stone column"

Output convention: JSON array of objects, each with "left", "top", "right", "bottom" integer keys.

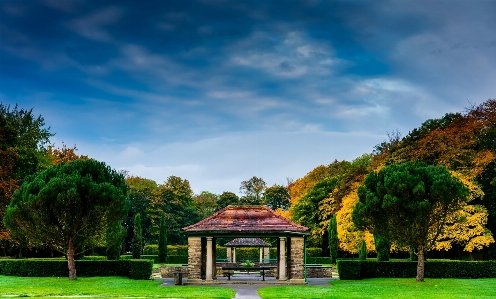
[
  {"left": 259, "top": 247, "right": 263, "bottom": 263},
  {"left": 187, "top": 237, "right": 202, "bottom": 282},
  {"left": 227, "top": 247, "right": 232, "bottom": 262},
  {"left": 233, "top": 247, "right": 236, "bottom": 263},
  {"left": 289, "top": 236, "right": 306, "bottom": 283},
  {"left": 206, "top": 237, "right": 213, "bottom": 281},
  {"left": 278, "top": 237, "right": 287, "bottom": 280}
]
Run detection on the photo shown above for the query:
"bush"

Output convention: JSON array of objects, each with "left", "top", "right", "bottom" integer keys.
[
  {"left": 143, "top": 245, "right": 188, "bottom": 256},
  {"left": 307, "top": 257, "right": 331, "bottom": 264},
  {"left": 143, "top": 245, "right": 158, "bottom": 255},
  {"left": 306, "top": 248, "right": 323, "bottom": 257},
  {"left": 0, "top": 259, "right": 153, "bottom": 279},
  {"left": 129, "top": 259, "right": 153, "bottom": 280},
  {"left": 81, "top": 256, "right": 107, "bottom": 260},
  {"left": 337, "top": 260, "right": 496, "bottom": 280},
  {"left": 166, "top": 255, "right": 188, "bottom": 264}
]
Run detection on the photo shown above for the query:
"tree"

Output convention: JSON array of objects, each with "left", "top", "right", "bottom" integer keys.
[
  {"left": 217, "top": 191, "right": 239, "bottom": 210},
  {"left": 239, "top": 176, "right": 266, "bottom": 205},
  {"left": 158, "top": 214, "right": 167, "bottom": 264},
  {"left": 3, "top": 159, "right": 129, "bottom": 280},
  {"left": 106, "top": 221, "right": 125, "bottom": 260},
  {"left": 0, "top": 104, "right": 53, "bottom": 252},
  {"left": 353, "top": 162, "right": 469, "bottom": 282},
  {"left": 193, "top": 191, "right": 218, "bottom": 219},
  {"left": 132, "top": 213, "right": 142, "bottom": 259},
  {"left": 264, "top": 185, "right": 290, "bottom": 211},
  {"left": 374, "top": 235, "right": 391, "bottom": 261},
  {"left": 328, "top": 215, "right": 338, "bottom": 265},
  {"left": 359, "top": 239, "right": 367, "bottom": 260}
]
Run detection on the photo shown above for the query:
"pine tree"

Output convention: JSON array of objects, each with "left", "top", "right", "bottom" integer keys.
[{"left": 359, "top": 239, "right": 367, "bottom": 260}]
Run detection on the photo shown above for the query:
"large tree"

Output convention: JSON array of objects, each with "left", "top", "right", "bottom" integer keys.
[
  {"left": 217, "top": 191, "right": 239, "bottom": 210},
  {"left": 239, "top": 176, "right": 266, "bottom": 205},
  {"left": 193, "top": 191, "right": 218, "bottom": 219},
  {"left": 352, "top": 162, "right": 469, "bottom": 282},
  {"left": 4, "top": 159, "right": 129, "bottom": 280},
  {"left": 264, "top": 184, "right": 290, "bottom": 211},
  {"left": 0, "top": 104, "right": 53, "bottom": 252}
]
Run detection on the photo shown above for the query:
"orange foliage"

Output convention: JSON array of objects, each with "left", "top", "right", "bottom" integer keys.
[{"left": 47, "top": 142, "right": 88, "bottom": 165}]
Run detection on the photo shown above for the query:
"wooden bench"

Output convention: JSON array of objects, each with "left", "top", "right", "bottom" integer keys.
[{"left": 221, "top": 267, "right": 270, "bottom": 281}]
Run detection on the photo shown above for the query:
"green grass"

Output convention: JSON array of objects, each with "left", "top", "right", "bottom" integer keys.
[
  {"left": 0, "top": 276, "right": 235, "bottom": 298},
  {"left": 258, "top": 278, "right": 496, "bottom": 299}
]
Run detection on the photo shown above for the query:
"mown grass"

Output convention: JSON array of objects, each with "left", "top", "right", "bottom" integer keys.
[
  {"left": 0, "top": 276, "right": 235, "bottom": 298},
  {"left": 258, "top": 278, "right": 496, "bottom": 299}
]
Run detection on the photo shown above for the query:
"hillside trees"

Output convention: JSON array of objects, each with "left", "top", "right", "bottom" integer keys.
[
  {"left": 352, "top": 162, "right": 469, "bottom": 282},
  {"left": 3, "top": 159, "right": 129, "bottom": 280}
]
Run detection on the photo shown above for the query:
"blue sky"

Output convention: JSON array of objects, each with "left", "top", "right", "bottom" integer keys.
[{"left": 1, "top": 0, "right": 495, "bottom": 194}]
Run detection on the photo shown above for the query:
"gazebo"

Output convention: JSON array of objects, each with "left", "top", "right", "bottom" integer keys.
[
  {"left": 224, "top": 238, "right": 271, "bottom": 263},
  {"left": 182, "top": 205, "right": 310, "bottom": 283}
]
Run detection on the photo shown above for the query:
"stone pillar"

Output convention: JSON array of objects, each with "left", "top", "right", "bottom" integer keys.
[
  {"left": 259, "top": 247, "right": 263, "bottom": 263},
  {"left": 227, "top": 247, "right": 232, "bottom": 262},
  {"left": 278, "top": 237, "right": 287, "bottom": 280},
  {"left": 264, "top": 247, "right": 269, "bottom": 260},
  {"left": 290, "top": 236, "right": 306, "bottom": 283},
  {"left": 233, "top": 247, "right": 236, "bottom": 263},
  {"left": 187, "top": 237, "right": 202, "bottom": 282},
  {"left": 206, "top": 237, "right": 213, "bottom": 281}
]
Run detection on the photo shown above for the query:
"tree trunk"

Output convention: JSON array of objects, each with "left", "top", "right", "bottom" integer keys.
[
  {"left": 416, "top": 250, "right": 425, "bottom": 282},
  {"left": 67, "top": 240, "right": 77, "bottom": 280}
]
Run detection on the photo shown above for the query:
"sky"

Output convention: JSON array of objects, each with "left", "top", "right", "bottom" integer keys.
[{"left": 1, "top": 0, "right": 495, "bottom": 195}]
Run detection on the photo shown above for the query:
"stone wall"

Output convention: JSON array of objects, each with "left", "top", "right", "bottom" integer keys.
[
  {"left": 289, "top": 237, "right": 304, "bottom": 280},
  {"left": 161, "top": 266, "right": 188, "bottom": 278},
  {"left": 306, "top": 266, "right": 333, "bottom": 278},
  {"left": 187, "top": 237, "right": 202, "bottom": 280}
]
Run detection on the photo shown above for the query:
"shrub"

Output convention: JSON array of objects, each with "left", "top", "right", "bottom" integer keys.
[
  {"left": 337, "top": 260, "right": 496, "bottom": 280},
  {"left": 306, "top": 248, "right": 323, "bottom": 257},
  {"left": 143, "top": 245, "right": 158, "bottom": 255},
  {"left": 307, "top": 257, "right": 331, "bottom": 264},
  {"left": 166, "top": 255, "right": 188, "bottom": 264},
  {"left": 0, "top": 259, "right": 153, "bottom": 279}
]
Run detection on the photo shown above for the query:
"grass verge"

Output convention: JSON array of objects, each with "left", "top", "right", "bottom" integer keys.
[
  {"left": 258, "top": 278, "right": 496, "bottom": 299},
  {"left": 0, "top": 276, "right": 235, "bottom": 298}
]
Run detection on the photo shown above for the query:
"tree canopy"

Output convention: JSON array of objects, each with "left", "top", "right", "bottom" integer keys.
[
  {"left": 3, "top": 159, "right": 129, "bottom": 279},
  {"left": 352, "top": 162, "right": 469, "bottom": 281}
]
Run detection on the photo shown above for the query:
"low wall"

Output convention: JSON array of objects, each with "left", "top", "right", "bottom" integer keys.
[
  {"left": 306, "top": 266, "right": 333, "bottom": 278},
  {"left": 160, "top": 266, "right": 188, "bottom": 278}
]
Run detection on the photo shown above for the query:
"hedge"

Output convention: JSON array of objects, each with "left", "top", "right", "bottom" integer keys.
[
  {"left": 338, "top": 260, "right": 496, "bottom": 280},
  {"left": 120, "top": 254, "right": 187, "bottom": 264},
  {"left": 307, "top": 257, "right": 331, "bottom": 264},
  {"left": 0, "top": 259, "right": 153, "bottom": 279},
  {"left": 143, "top": 245, "right": 188, "bottom": 256}
]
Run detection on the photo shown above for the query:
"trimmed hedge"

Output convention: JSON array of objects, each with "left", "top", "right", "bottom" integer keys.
[
  {"left": 0, "top": 259, "right": 153, "bottom": 279},
  {"left": 307, "top": 257, "right": 331, "bottom": 264},
  {"left": 306, "top": 248, "right": 323, "bottom": 257},
  {"left": 143, "top": 245, "right": 188, "bottom": 256},
  {"left": 338, "top": 260, "right": 496, "bottom": 280}
]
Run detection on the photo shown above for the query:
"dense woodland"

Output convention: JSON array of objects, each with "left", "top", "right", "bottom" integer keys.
[{"left": 1, "top": 100, "right": 495, "bottom": 261}]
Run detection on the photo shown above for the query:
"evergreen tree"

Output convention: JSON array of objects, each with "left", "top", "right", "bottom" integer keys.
[
  {"left": 359, "top": 239, "right": 367, "bottom": 260},
  {"left": 132, "top": 213, "right": 142, "bottom": 259},
  {"left": 106, "top": 221, "right": 124, "bottom": 260},
  {"left": 374, "top": 235, "right": 391, "bottom": 261},
  {"left": 328, "top": 215, "right": 338, "bottom": 265},
  {"left": 158, "top": 214, "right": 168, "bottom": 264}
]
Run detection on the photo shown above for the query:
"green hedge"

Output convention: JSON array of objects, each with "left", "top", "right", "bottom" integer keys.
[
  {"left": 0, "top": 259, "right": 153, "bottom": 279},
  {"left": 306, "top": 248, "right": 323, "bottom": 257},
  {"left": 338, "top": 260, "right": 496, "bottom": 280},
  {"left": 307, "top": 257, "right": 331, "bottom": 264},
  {"left": 143, "top": 245, "right": 188, "bottom": 256}
]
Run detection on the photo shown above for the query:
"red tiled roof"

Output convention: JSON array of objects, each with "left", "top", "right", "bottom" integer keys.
[
  {"left": 182, "top": 205, "right": 309, "bottom": 234},
  {"left": 224, "top": 238, "right": 271, "bottom": 247}
]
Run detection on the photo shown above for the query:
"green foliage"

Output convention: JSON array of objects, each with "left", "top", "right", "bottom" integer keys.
[
  {"left": 158, "top": 214, "right": 167, "bottom": 263},
  {"left": 239, "top": 176, "right": 266, "bottom": 205},
  {"left": 329, "top": 215, "right": 338, "bottom": 264},
  {"left": 264, "top": 184, "right": 290, "bottom": 210},
  {"left": 307, "top": 257, "right": 331, "bottom": 264},
  {"left": 132, "top": 214, "right": 142, "bottom": 259},
  {"left": 306, "top": 248, "right": 323, "bottom": 257},
  {"left": 193, "top": 191, "right": 218, "bottom": 219},
  {"left": 3, "top": 159, "right": 129, "bottom": 280},
  {"left": 106, "top": 221, "right": 125, "bottom": 260},
  {"left": 129, "top": 259, "right": 153, "bottom": 280},
  {"left": 0, "top": 259, "right": 153, "bottom": 279},
  {"left": 374, "top": 235, "right": 390, "bottom": 261},
  {"left": 143, "top": 245, "right": 188, "bottom": 256},
  {"left": 359, "top": 240, "right": 367, "bottom": 260},
  {"left": 217, "top": 192, "right": 239, "bottom": 210},
  {"left": 337, "top": 260, "right": 496, "bottom": 280},
  {"left": 353, "top": 161, "right": 469, "bottom": 281}
]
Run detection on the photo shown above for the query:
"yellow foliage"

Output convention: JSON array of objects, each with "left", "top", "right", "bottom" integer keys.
[
  {"left": 436, "top": 204, "right": 495, "bottom": 252},
  {"left": 336, "top": 184, "right": 375, "bottom": 253}
]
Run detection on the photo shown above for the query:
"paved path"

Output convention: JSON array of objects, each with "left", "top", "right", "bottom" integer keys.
[{"left": 156, "top": 277, "right": 336, "bottom": 299}]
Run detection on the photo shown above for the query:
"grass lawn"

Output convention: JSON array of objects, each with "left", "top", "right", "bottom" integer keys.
[
  {"left": 0, "top": 276, "right": 235, "bottom": 298},
  {"left": 258, "top": 278, "right": 496, "bottom": 299}
]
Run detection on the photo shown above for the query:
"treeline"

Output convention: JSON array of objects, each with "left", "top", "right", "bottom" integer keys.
[{"left": 288, "top": 99, "right": 496, "bottom": 260}]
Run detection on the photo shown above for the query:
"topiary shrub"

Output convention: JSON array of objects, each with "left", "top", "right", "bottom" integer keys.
[{"left": 129, "top": 259, "right": 153, "bottom": 280}]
